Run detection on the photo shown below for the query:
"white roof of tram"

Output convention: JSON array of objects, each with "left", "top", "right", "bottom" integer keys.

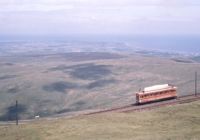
[
  {"left": 144, "top": 84, "right": 169, "bottom": 92},
  {"left": 138, "top": 84, "right": 177, "bottom": 94}
]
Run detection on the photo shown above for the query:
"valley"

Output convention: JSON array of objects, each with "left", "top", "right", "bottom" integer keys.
[{"left": 0, "top": 43, "right": 199, "bottom": 120}]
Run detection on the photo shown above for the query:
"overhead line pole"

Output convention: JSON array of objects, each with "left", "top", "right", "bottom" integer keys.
[
  {"left": 16, "top": 100, "right": 18, "bottom": 125},
  {"left": 195, "top": 72, "right": 197, "bottom": 96}
]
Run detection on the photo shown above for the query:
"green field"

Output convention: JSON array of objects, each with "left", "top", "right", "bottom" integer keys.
[{"left": 1, "top": 100, "right": 200, "bottom": 140}]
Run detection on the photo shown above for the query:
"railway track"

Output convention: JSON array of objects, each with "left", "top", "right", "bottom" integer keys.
[
  {"left": 85, "top": 94, "right": 200, "bottom": 115},
  {"left": 1, "top": 94, "right": 200, "bottom": 125}
]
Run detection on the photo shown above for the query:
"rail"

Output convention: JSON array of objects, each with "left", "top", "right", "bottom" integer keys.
[{"left": 85, "top": 94, "right": 200, "bottom": 115}]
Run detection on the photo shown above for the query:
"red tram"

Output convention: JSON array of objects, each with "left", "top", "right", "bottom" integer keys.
[{"left": 136, "top": 84, "right": 177, "bottom": 104}]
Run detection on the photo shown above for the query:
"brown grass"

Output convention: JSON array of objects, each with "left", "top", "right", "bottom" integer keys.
[{"left": 1, "top": 101, "right": 200, "bottom": 140}]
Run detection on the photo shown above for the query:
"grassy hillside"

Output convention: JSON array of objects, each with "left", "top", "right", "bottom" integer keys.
[
  {"left": 0, "top": 52, "right": 200, "bottom": 120},
  {"left": 1, "top": 101, "right": 200, "bottom": 140}
]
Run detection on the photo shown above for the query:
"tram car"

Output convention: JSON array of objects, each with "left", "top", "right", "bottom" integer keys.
[{"left": 136, "top": 84, "right": 177, "bottom": 104}]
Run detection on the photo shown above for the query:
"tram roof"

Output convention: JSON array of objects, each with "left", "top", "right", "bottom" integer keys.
[{"left": 137, "top": 84, "right": 177, "bottom": 94}]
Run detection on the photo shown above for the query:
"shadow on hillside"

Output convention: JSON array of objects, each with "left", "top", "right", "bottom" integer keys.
[
  {"left": 43, "top": 81, "right": 78, "bottom": 93},
  {"left": 0, "top": 104, "right": 27, "bottom": 121},
  {"left": 87, "top": 79, "right": 117, "bottom": 89},
  {"left": 171, "top": 58, "right": 193, "bottom": 63},
  {"left": 50, "top": 63, "right": 112, "bottom": 80},
  {"left": 1, "top": 62, "right": 15, "bottom": 66},
  {"left": 6, "top": 86, "right": 20, "bottom": 93},
  {"left": 0, "top": 75, "right": 17, "bottom": 80}
]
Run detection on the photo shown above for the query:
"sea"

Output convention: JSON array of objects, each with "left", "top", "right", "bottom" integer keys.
[{"left": 0, "top": 35, "right": 200, "bottom": 54}]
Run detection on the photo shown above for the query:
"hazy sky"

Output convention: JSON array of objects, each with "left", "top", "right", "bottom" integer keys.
[{"left": 0, "top": 0, "right": 200, "bottom": 36}]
